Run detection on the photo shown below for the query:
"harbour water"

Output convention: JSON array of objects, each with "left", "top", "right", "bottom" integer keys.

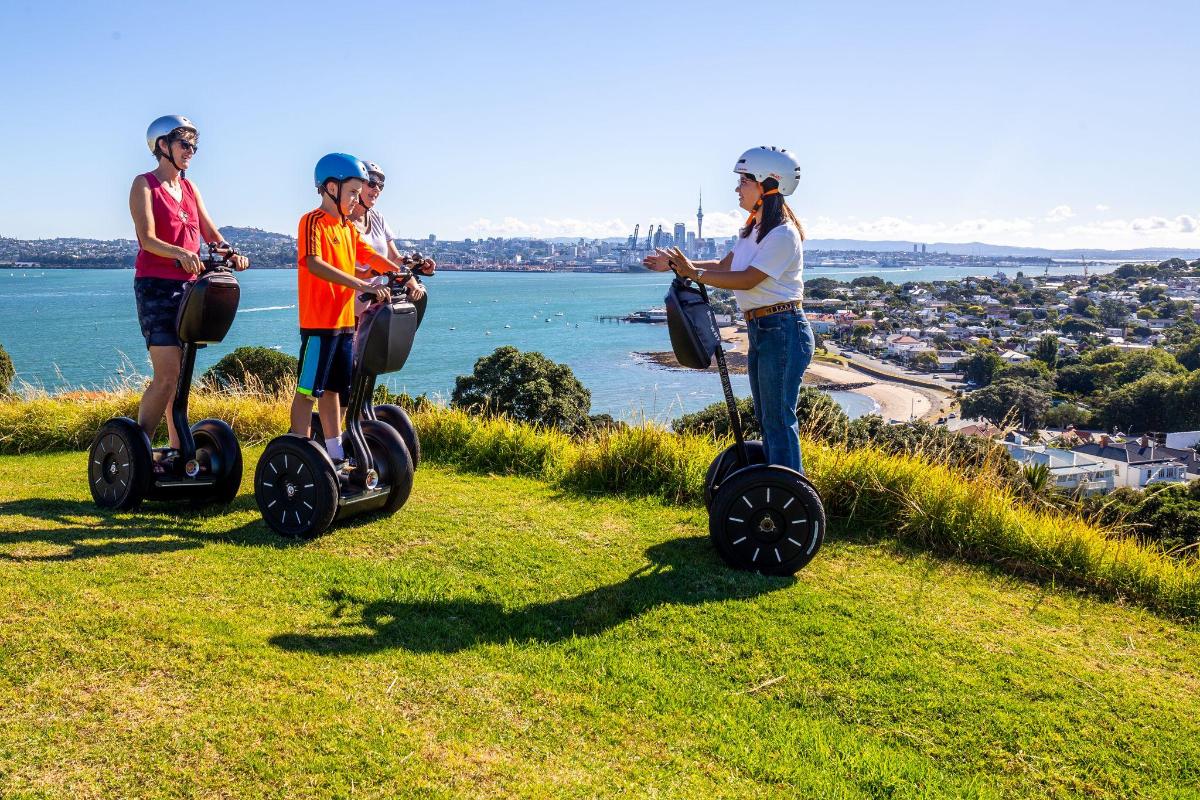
[
  {"left": 1, "top": 269, "right": 883, "bottom": 421},
  {"left": 0, "top": 261, "right": 1120, "bottom": 420}
]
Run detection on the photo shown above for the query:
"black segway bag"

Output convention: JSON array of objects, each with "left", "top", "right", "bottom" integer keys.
[
  {"left": 358, "top": 299, "right": 420, "bottom": 375},
  {"left": 176, "top": 271, "right": 240, "bottom": 345},
  {"left": 665, "top": 277, "right": 720, "bottom": 369}
]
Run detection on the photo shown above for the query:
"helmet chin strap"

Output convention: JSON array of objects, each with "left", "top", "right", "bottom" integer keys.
[
  {"left": 157, "top": 137, "right": 186, "bottom": 178},
  {"left": 322, "top": 181, "right": 348, "bottom": 223},
  {"left": 745, "top": 187, "right": 780, "bottom": 228}
]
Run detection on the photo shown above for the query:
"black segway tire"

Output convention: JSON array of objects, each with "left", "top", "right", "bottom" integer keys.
[
  {"left": 360, "top": 419, "right": 414, "bottom": 514},
  {"left": 708, "top": 464, "right": 826, "bottom": 576},
  {"left": 192, "top": 418, "right": 242, "bottom": 504},
  {"left": 255, "top": 435, "right": 338, "bottom": 538},
  {"left": 88, "top": 417, "right": 153, "bottom": 510},
  {"left": 371, "top": 404, "right": 421, "bottom": 470},
  {"left": 703, "top": 440, "right": 767, "bottom": 510}
]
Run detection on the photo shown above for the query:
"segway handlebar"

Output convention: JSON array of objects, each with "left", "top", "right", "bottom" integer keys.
[
  {"left": 175, "top": 241, "right": 240, "bottom": 273},
  {"left": 358, "top": 251, "right": 432, "bottom": 303}
]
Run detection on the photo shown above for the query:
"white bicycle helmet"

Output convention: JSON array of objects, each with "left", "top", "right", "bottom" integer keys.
[
  {"left": 733, "top": 146, "right": 802, "bottom": 196},
  {"left": 146, "top": 115, "right": 197, "bottom": 156},
  {"left": 362, "top": 160, "right": 385, "bottom": 185}
]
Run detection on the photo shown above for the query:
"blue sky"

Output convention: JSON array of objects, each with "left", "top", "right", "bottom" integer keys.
[{"left": 2, "top": 0, "right": 1197, "bottom": 248}]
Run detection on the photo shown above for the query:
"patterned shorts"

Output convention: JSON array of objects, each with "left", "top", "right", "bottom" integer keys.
[
  {"left": 297, "top": 332, "right": 354, "bottom": 399},
  {"left": 134, "top": 277, "right": 188, "bottom": 348}
]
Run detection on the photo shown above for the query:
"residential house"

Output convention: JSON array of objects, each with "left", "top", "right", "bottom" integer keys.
[{"left": 1003, "top": 443, "right": 1116, "bottom": 496}]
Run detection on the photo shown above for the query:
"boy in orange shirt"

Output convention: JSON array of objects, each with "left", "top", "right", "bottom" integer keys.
[{"left": 291, "top": 153, "right": 419, "bottom": 465}]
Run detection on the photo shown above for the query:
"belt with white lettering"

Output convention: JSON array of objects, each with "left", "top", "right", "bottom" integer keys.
[{"left": 744, "top": 300, "right": 802, "bottom": 321}]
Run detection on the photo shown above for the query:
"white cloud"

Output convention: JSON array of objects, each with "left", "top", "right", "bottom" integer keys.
[
  {"left": 461, "top": 208, "right": 1200, "bottom": 249},
  {"left": 466, "top": 216, "right": 633, "bottom": 239},
  {"left": 1095, "top": 204, "right": 1111, "bottom": 212}
]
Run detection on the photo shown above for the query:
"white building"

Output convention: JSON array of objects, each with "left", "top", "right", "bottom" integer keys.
[{"left": 1004, "top": 443, "right": 1116, "bottom": 496}]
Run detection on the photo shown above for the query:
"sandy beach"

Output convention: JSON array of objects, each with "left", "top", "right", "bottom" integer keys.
[{"left": 641, "top": 326, "right": 953, "bottom": 423}]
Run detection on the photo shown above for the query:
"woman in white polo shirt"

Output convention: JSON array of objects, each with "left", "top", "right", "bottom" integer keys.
[{"left": 645, "top": 146, "right": 814, "bottom": 473}]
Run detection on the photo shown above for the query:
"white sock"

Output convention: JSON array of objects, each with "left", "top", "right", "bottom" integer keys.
[{"left": 325, "top": 437, "right": 345, "bottom": 460}]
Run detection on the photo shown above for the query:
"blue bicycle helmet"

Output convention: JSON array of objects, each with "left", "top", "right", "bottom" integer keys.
[{"left": 314, "top": 153, "right": 368, "bottom": 188}]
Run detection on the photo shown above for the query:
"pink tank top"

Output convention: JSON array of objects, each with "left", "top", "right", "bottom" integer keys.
[{"left": 134, "top": 172, "right": 201, "bottom": 279}]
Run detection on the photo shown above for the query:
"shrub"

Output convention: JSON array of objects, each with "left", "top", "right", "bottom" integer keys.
[
  {"left": 0, "top": 343, "right": 13, "bottom": 396},
  {"left": 672, "top": 387, "right": 850, "bottom": 443},
  {"left": 203, "top": 346, "right": 297, "bottom": 394},
  {"left": 452, "top": 346, "right": 591, "bottom": 433}
]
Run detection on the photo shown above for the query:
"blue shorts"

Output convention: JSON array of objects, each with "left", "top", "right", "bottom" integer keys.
[
  {"left": 134, "top": 277, "right": 188, "bottom": 348},
  {"left": 297, "top": 332, "right": 353, "bottom": 398}
]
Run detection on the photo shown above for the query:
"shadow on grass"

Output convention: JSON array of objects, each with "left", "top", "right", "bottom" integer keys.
[
  {"left": 271, "top": 535, "right": 795, "bottom": 655},
  {"left": 0, "top": 495, "right": 296, "bottom": 561}
]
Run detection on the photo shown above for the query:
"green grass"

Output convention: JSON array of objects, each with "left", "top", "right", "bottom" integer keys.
[
  {"left": 2, "top": 450, "right": 1200, "bottom": 798},
  {"left": 4, "top": 393, "right": 1200, "bottom": 618}
]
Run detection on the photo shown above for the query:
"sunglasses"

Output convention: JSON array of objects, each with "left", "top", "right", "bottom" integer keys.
[
  {"left": 737, "top": 175, "right": 755, "bottom": 187},
  {"left": 367, "top": 180, "right": 384, "bottom": 190},
  {"left": 174, "top": 140, "right": 198, "bottom": 154}
]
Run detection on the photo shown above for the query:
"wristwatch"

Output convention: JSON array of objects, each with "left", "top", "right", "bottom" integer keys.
[{"left": 694, "top": 268, "right": 705, "bottom": 283}]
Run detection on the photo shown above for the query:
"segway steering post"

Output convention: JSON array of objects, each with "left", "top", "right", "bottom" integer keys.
[
  {"left": 172, "top": 243, "right": 237, "bottom": 476},
  {"left": 692, "top": 277, "right": 750, "bottom": 469}
]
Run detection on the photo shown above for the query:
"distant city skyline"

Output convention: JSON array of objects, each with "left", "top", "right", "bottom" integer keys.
[{"left": 0, "top": 1, "right": 1196, "bottom": 250}]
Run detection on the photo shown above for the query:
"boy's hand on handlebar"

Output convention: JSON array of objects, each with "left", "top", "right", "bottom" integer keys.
[
  {"left": 643, "top": 249, "right": 672, "bottom": 272},
  {"left": 413, "top": 257, "right": 436, "bottom": 276},
  {"left": 228, "top": 253, "right": 250, "bottom": 271},
  {"left": 359, "top": 281, "right": 391, "bottom": 303}
]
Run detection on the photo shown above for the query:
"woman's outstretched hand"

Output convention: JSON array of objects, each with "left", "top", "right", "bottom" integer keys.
[
  {"left": 642, "top": 248, "right": 673, "bottom": 271},
  {"left": 666, "top": 247, "right": 699, "bottom": 281}
]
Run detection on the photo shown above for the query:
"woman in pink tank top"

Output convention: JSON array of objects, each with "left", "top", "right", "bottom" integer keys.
[{"left": 129, "top": 115, "right": 249, "bottom": 459}]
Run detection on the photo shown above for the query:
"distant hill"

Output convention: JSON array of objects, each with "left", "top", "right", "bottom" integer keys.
[{"left": 804, "top": 240, "right": 1200, "bottom": 260}]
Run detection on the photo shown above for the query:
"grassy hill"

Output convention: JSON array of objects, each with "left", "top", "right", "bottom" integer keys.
[{"left": 2, "top": 447, "right": 1198, "bottom": 798}]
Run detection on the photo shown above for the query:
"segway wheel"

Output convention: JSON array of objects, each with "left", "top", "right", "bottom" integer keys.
[
  {"left": 254, "top": 435, "right": 338, "bottom": 538},
  {"left": 88, "top": 417, "right": 153, "bottom": 510},
  {"left": 360, "top": 419, "right": 414, "bottom": 513},
  {"left": 192, "top": 418, "right": 243, "bottom": 504},
  {"left": 708, "top": 465, "right": 826, "bottom": 576},
  {"left": 703, "top": 440, "right": 767, "bottom": 510},
  {"left": 371, "top": 404, "right": 421, "bottom": 470}
]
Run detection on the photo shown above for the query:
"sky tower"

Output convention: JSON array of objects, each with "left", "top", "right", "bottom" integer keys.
[{"left": 696, "top": 189, "right": 704, "bottom": 242}]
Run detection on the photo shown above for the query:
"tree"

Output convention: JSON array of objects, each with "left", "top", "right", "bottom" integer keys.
[
  {"left": 1176, "top": 336, "right": 1200, "bottom": 371},
  {"left": 804, "top": 277, "right": 842, "bottom": 299},
  {"left": 957, "top": 351, "right": 1004, "bottom": 387},
  {"left": 850, "top": 275, "right": 887, "bottom": 289},
  {"left": 203, "top": 346, "right": 298, "bottom": 394},
  {"left": 1098, "top": 297, "right": 1130, "bottom": 328},
  {"left": 1061, "top": 318, "right": 1103, "bottom": 336},
  {"left": 1042, "top": 403, "right": 1091, "bottom": 429},
  {"left": 0, "top": 343, "right": 13, "bottom": 396},
  {"left": 1034, "top": 334, "right": 1059, "bottom": 368},
  {"left": 911, "top": 351, "right": 939, "bottom": 372},
  {"left": 1072, "top": 296, "right": 1093, "bottom": 315},
  {"left": 851, "top": 323, "right": 873, "bottom": 346},
  {"left": 1092, "top": 372, "right": 1188, "bottom": 432},
  {"left": 452, "top": 346, "right": 591, "bottom": 433},
  {"left": 995, "top": 360, "right": 1053, "bottom": 390},
  {"left": 960, "top": 379, "right": 1050, "bottom": 427}
]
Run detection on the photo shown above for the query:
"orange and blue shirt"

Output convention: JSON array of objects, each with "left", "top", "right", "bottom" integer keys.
[{"left": 296, "top": 208, "right": 379, "bottom": 333}]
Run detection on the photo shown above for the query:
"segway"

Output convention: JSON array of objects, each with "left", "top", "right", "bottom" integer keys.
[
  {"left": 310, "top": 252, "right": 430, "bottom": 469},
  {"left": 88, "top": 244, "right": 243, "bottom": 510},
  {"left": 254, "top": 269, "right": 420, "bottom": 538},
  {"left": 664, "top": 273, "right": 826, "bottom": 575}
]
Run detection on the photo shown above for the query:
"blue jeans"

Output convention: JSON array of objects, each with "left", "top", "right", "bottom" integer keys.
[{"left": 746, "top": 309, "right": 815, "bottom": 473}]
